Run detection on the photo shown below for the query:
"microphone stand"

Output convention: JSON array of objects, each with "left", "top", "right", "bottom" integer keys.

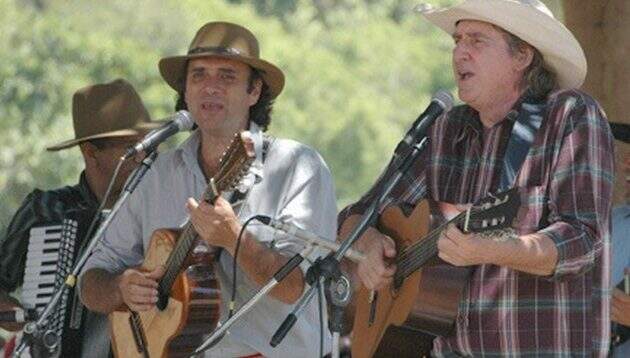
[
  {"left": 270, "top": 136, "right": 431, "bottom": 358},
  {"left": 12, "top": 151, "right": 159, "bottom": 358},
  {"left": 193, "top": 245, "right": 315, "bottom": 356}
]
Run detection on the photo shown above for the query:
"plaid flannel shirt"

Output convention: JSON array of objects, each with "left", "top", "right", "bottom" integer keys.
[{"left": 340, "top": 89, "right": 614, "bottom": 357}]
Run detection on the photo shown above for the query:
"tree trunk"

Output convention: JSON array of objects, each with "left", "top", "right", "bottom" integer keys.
[{"left": 563, "top": 0, "right": 630, "bottom": 205}]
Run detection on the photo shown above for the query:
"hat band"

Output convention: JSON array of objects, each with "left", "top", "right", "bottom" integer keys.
[{"left": 188, "top": 46, "right": 243, "bottom": 56}]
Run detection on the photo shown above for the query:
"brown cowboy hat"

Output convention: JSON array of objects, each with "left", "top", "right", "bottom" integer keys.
[
  {"left": 47, "top": 79, "right": 161, "bottom": 151},
  {"left": 158, "top": 21, "right": 285, "bottom": 99}
]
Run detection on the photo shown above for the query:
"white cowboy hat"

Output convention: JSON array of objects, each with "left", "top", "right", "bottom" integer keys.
[{"left": 417, "top": 0, "right": 587, "bottom": 89}]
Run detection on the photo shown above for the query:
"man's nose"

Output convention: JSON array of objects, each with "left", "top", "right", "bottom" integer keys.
[
  {"left": 202, "top": 75, "right": 224, "bottom": 96},
  {"left": 453, "top": 42, "right": 470, "bottom": 63}
]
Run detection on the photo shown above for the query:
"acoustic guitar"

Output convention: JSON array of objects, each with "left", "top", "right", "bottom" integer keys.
[
  {"left": 351, "top": 189, "right": 520, "bottom": 358},
  {"left": 109, "top": 133, "right": 255, "bottom": 358}
]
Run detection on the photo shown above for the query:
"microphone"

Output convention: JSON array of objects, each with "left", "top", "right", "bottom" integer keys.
[
  {"left": 254, "top": 216, "right": 365, "bottom": 263},
  {"left": 0, "top": 308, "right": 37, "bottom": 323},
  {"left": 123, "top": 110, "right": 195, "bottom": 159},
  {"left": 403, "top": 90, "right": 454, "bottom": 145}
]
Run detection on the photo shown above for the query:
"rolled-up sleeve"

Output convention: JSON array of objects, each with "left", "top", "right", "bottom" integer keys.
[
  {"left": 539, "top": 95, "right": 614, "bottom": 280},
  {"left": 248, "top": 145, "right": 337, "bottom": 273}
]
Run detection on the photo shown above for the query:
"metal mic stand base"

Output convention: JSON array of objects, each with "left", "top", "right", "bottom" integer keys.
[
  {"left": 313, "top": 256, "right": 352, "bottom": 358},
  {"left": 18, "top": 321, "right": 60, "bottom": 358},
  {"left": 194, "top": 247, "right": 312, "bottom": 356},
  {"left": 270, "top": 137, "right": 431, "bottom": 356}
]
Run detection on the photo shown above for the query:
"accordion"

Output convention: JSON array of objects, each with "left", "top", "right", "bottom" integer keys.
[{"left": 20, "top": 209, "right": 97, "bottom": 357}]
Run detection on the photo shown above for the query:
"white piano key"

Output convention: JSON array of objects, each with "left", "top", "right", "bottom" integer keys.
[{"left": 29, "top": 226, "right": 63, "bottom": 236}]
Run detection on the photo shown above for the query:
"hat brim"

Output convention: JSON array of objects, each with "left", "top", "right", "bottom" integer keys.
[
  {"left": 159, "top": 52, "right": 285, "bottom": 99},
  {"left": 419, "top": 0, "right": 587, "bottom": 89},
  {"left": 46, "top": 121, "right": 164, "bottom": 151}
]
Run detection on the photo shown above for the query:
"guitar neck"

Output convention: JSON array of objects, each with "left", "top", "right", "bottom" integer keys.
[
  {"left": 150, "top": 133, "right": 255, "bottom": 311},
  {"left": 158, "top": 188, "right": 220, "bottom": 297},
  {"left": 395, "top": 211, "right": 469, "bottom": 282}
]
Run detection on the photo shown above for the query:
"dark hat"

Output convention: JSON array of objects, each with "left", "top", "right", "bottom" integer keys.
[
  {"left": 47, "top": 79, "right": 161, "bottom": 151},
  {"left": 610, "top": 122, "right": 630, "bottom": 144}
]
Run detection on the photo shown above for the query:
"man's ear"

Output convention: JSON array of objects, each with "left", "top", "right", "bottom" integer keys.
[
  {"left": 247, "top": 78, "right": 263, "bottom": 106},
  {"left": 515, "top": 45, "right": 534, "bottom": 72},
  {"left": 79, "top": 142, "right": 98, "bottom": 167}
]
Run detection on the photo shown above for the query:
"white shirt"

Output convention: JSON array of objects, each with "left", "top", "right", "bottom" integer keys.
[{"left": 80, "top": 129, "right": 337, "bottom": 357}]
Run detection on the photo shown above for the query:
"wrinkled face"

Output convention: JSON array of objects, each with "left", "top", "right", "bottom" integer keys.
[
  {"left": 452, "top": 21, "right": 525, "bottom": 111},
  {"left": 90, "top": 136, "right": 144, "bottom": 196},
  {"left": 184, "top": 57, "right": 261, "bottom": 136}
]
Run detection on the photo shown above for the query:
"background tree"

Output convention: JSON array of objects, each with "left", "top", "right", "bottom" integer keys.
[
  {"left": 0, "top": 0, "right": 457, "bottom": 233},
  {"left": 562, "top": 0, "right": 630, "bottom": 205}
]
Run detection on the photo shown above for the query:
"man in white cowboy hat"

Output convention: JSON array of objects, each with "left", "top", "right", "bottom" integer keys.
[
  {"left": 340, "top": 0, "right": 614, "bottom": 356},
  {"left": 0, "top": 78, "right": 161, "bottom": 357},
  {"left": 79, "top": 22, "right": 336, "bottom": 357}
]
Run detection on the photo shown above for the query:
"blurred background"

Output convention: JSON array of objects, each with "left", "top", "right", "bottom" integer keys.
[{"left": 0, "top": 0, "right": 628, "bottom": 235}]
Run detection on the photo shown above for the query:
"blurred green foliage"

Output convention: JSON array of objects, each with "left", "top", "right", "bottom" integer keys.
[{"left": 0, "top": 0, "right": 461, "bottom": 233}]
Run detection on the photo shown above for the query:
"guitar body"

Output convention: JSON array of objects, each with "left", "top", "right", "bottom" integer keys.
[
  {"left": 109, "top": 228, "right": 221, "bottom": 358},
  {"left": 351, "top": 200, "right": 472, "bottom": 358}
]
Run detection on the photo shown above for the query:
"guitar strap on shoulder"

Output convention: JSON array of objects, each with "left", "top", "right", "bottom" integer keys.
[
  {"left": 228, "top": 135, "right": 271, "bottom": 205},
  {"left": 498, "top": 97, "right": 546, "bottom": 191}
]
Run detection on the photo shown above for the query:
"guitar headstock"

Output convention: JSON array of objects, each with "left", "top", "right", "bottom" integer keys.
[
  {"left": 203, "top": 132, "right": 256, "bottom": 202},
  {"left": 463, "top": 188, "right": 520, "bottom": 233}
]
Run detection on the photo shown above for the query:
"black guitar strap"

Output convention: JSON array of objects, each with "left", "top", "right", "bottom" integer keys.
[{"left": 498, "top": 96, "right": 546, "bottom": 191}]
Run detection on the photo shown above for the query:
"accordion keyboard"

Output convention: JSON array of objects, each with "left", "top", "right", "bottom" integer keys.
[{"left": 22, "top": 219, "right": 78, "bottom": 311}]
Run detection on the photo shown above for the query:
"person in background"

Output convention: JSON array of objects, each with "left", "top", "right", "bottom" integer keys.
[
  {"left": 609, "top": 122, "right": 630, "bottom": 357},
  {"left": 0, "top": 78, "right": 160, "bottom": 357}
]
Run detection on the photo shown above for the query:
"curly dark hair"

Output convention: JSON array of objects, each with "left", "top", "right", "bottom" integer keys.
[{"left": 174, "top": 65, "right": 275, "bottom": 131}]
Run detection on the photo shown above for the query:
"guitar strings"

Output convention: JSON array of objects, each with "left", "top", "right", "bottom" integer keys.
[
  {"left": 394, "top": 208, "right": 489, "bottom": 281},
  {"left": 158, "top": 153, "right": 251, "bottom": 294}
]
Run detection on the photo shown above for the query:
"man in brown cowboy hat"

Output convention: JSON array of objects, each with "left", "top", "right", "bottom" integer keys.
[
  {"left": 0, "top": 78, "right": 161, "bottom": 357},
  {"left": 341, "top": 0, "right": 614, "bottom": 356},
  {"left": 80, "top": 22, "right": 337, "bottom": 357}
]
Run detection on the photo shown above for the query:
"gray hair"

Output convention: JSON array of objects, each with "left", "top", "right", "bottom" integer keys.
[{"left": 494, "top": 25, "right": 558, "bottom": 99}]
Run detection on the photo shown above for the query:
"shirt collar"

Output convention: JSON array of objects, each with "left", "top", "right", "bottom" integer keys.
[
  {"left": 176, "top": 122, "right": 265, "bottom": 191},
  {"left": 460, "top": 90, "right": 544, "bottom": 135},
  {"left": 77, "top": 171, "right": 100, "bottom": 209}
]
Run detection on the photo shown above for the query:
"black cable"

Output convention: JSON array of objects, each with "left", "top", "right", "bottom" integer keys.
[{"left": 228, "top": 216, "right": 260, "bottom": 318}]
